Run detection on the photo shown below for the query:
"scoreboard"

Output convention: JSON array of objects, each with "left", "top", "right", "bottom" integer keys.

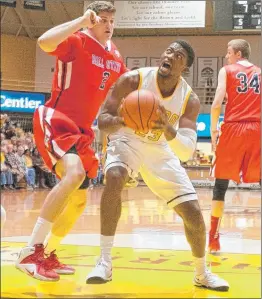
[
  {"left": 214, "top": 0, "right": 261, "bottom": 31},
  {"left": 233, "top": 1, "right": 261, "bottom": 30}
]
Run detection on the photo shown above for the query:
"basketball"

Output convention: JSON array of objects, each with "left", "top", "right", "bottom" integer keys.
[{"left": 119, "top": 89, "right": 159, "bottom": 133}]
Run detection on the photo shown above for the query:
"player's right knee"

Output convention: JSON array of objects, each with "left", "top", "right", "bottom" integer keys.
[
  {"left": 106, "top": 166, "right": 129, "bottom": 189},
  {"left": 213, "top": 179, "right": 229, "bottom": 201},
  {"left": 65, "top": 167, "right": 86, "bottom": 186}
]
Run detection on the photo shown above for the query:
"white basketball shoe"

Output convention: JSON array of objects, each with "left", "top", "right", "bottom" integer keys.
[
  {"left": 194, "top": 269, "right": 229, "bottom": 291},
  {"left": 86, "top": 257, "right": 112, "bottom": 284}
]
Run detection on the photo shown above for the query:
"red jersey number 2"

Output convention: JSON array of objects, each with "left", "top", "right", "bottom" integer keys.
[{"left": 99, "top": 71, "right": 111, "bottom": 90}]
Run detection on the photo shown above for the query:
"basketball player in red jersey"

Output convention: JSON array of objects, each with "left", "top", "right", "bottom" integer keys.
[
  {"left": 16, "top": 1, "right": 127, "bottom": 281},
  {"left": 209, "top": 39, "right": 261, "bottom": 252}
]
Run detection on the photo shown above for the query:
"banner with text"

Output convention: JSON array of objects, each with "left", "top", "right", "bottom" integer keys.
[
  {"left": 197, "top": 57, "right": 218, "bottom": 87},
  {"left": 1, "top": 90, "right": 45, "bottom": 113},
  {"left": 126, "top": 57, "right": 147, "bottom": 70},
  {"left": 24, "top": 0, "right": 45, "bottom": 10},
  {"left": 150, "top": 57, "right": 161, "bottom": 67},
  {"left": 115, "top": 1, "right": 206, "bottom": 29},
  {"left": 0, "top": 0, "right": 16, "bottom": 7}
]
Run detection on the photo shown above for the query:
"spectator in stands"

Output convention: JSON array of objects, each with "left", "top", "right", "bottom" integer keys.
[
  {"left": 1, "top": 133, "right": 6, "bottom": 141},
  {"left": 17, "top": 138, "right": 25, "bottom": 148},
  {"left": 15, "top": 123, "right": 25, "bottom": 138},
  {"left": 32, "top": 147, "right": 49, "bottom": 189},
  {"left": 25, "top": 138, "right": 34, "bottom": 153},
  {"left": 24, "top": 149, "right": 36, "bottom": 189},
  {"left": 1, "top": 140, "right": 8, "bottom": 148},
  {"left": 5, "top": 144, "right": 25, "bottom": 188},
  {"left": 16, "top": 146, "right": 34, "bottom": 190},
  {"left": 1, "top": 145, "right": 14, "bottom": 190},
  {"left": 10, "top": 136, "right": 18, "bottom": 146},
  {"left": 2, "top": 116, "right": 16, "bottom": 139},
  {"left": 0, "top": 114, "right": 8, "bottom": 128}
]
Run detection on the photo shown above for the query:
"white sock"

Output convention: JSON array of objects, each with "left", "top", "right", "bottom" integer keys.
[
  {"left": 193, "top": 256, "right": 207, "bottom": 276},
  {"left": 100, "top": 235, "right": 114, "bottom": 262},
  {"left": 44, "top": 231, "right": 63, "bottom": 254},
  {"left": 28, "top": 217, "right": 52, "bottom": 247}
]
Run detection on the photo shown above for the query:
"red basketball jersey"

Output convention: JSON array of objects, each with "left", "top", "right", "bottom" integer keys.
[
  {"left": 45, "top": 31, "right": 127, "bottom": 129},
  {"left": 224, "top": 62, "right": 261, "bottom": 122}
]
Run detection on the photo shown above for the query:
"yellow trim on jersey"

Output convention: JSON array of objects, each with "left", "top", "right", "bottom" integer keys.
[
  {"left": 181, "top": 88, "right": 192, "bottom": 115},
  {"left": 155, "top": 73, "right": 182, "bottom": 101},
  {"left": 137, "top": 70, "right": 143, "bottom": 90}
]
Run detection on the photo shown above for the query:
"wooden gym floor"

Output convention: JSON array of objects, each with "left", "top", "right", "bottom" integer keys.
[{"left": 1, "top": 186, "right": 261, "bottom": 298}]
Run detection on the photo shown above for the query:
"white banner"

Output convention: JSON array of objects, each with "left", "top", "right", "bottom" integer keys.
[
  {"left": 197, "top": 57, "right": 218, "bottom": 87},
  {"left": 115, "top": 1, "right": 206, "bottom": 29},
  {"left": 126, "top": 57, "right": 147, "bottom": 70},
  {"left": 150, "top": 57, "right": 161, "bottom": 67},
  {"left": 182, "top": 65, "right": 194, "bottom": 87}
]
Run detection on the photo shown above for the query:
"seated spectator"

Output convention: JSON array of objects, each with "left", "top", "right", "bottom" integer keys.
[
  {"left": 16, "top": 146, "right": 34, "bottom": 190},
  {"left": 1, "top": 133, "right": 6, "bottom": 141},
  {"left": 32, "top": 147, "right": 49, "bottom": 189},
  {"left": 17, "top": 138, "right": 25, "bottom": 148},
  {"left": 1, "top": 145, "right": 14, "bottom": 190},
  {"left": 5, "top": 144, "right": 26, "bottom": 188},
  {"left": 1, "top": 139, "right": 8, "bottom": 147},
  {"left": 24, "top": 138, "right": 34, "bottom": 153},
  {"left": 15, "top": 123, "right": 25, "bottom": 138},
  {"left": 10, "top": 136, "right": 18, "bottom": 146},
  {"left": 3, "top": 116, "right": 16, "bottom": 139},
  {"left": 23, "top": 149, "right": 36, "bottom": 190}
]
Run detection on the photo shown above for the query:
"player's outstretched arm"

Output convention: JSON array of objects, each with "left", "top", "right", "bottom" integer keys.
[
  {"left": 98, "top": 71, "right": 140, "bottom": 134},
  {"left": 38, "top": 9, "right": 101, "bottom": 53}
]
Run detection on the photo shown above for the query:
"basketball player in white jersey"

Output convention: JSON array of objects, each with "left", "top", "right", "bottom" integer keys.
[{"left": 87, "top": 40, "right": 229, "bottom": 291}]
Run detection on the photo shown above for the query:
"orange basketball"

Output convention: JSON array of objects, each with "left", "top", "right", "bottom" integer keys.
[{"left": 120, "top": 89, "right": 159, "bottom": 133}]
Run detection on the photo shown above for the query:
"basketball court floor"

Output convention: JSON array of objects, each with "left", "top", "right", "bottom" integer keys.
[{"left": 1, "top": 186, "right": 261, "bottom": 298}]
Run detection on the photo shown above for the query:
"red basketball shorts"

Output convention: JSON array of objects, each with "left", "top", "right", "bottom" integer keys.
[
  {"left": 33, "top": 106, "right": 98, "bottom": 179},
  {"left": 211, "top": 122, "right": 260, "bottom": 183}
]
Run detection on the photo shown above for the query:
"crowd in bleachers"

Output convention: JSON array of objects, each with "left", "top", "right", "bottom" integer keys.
[
  {"left": 0, "top": 113, "right": 105, "bottom": 191},
  {"left": 0, "top": 114, "right": 58, "bottom": 190}
]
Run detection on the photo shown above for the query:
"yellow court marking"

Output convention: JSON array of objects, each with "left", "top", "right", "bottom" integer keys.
[{"left": 1, "top": 242, "right": 261, "bottom": 298}]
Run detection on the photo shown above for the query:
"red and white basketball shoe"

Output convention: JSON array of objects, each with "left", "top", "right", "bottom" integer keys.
[
  {"left": 46, "top": 250, "right": 75, "bottom": 275},
  {"left": 15, "top": 244, "right": 59, "bottom": 281}
]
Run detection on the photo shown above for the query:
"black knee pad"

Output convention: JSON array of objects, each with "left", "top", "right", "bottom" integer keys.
[
  {"left": 79, "top": 177, "right": 90, "bottom": 189},
  {"left": 213, "top": 179, "right": 229, "bottom": 201}
]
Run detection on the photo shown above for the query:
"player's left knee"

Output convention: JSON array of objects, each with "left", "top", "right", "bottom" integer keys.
[
  {"left": 175, "top": 200, "right": 205, "bottom": 232},
  {"left": 213, "top": 179, "right": 229, "bottom": 201}
]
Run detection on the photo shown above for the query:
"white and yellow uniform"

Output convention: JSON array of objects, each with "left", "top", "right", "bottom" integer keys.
[{"left": 105, "top": 67, "right": 197, "bottom": 208}]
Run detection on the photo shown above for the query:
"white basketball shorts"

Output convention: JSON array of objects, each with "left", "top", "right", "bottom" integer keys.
[{"left": 104, "top": 135, "right": 198, "bottom": 208}]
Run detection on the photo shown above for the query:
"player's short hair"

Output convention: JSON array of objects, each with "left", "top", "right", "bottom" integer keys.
[
  {"left": 228, "top": 39, "right": 251, "bottom": 59},
  {"left": 175, "top": 40, "right": 195, "bottom": 68},
  {"left": 86, "top": 1, "right": 116, "bottom": 15}
]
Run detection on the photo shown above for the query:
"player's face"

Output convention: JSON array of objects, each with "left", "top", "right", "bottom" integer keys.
[
  {"left": 225, "top": 46, "right": 242, "bottom": 64},
  {"left": 91, "top": 12, "right": 115, "bottom": 44},
  {"left": 158, "top": 43, "right": 188, "bottom": 78}
]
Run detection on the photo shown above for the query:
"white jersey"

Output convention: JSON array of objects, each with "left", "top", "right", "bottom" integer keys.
[{"left": 113, "top": 67, "right": 192, "bottom": 144}]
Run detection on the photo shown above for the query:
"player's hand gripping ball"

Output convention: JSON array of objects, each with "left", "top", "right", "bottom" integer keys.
[{"left": 119, "top": 89, "right": 160, "bottom": 134}]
